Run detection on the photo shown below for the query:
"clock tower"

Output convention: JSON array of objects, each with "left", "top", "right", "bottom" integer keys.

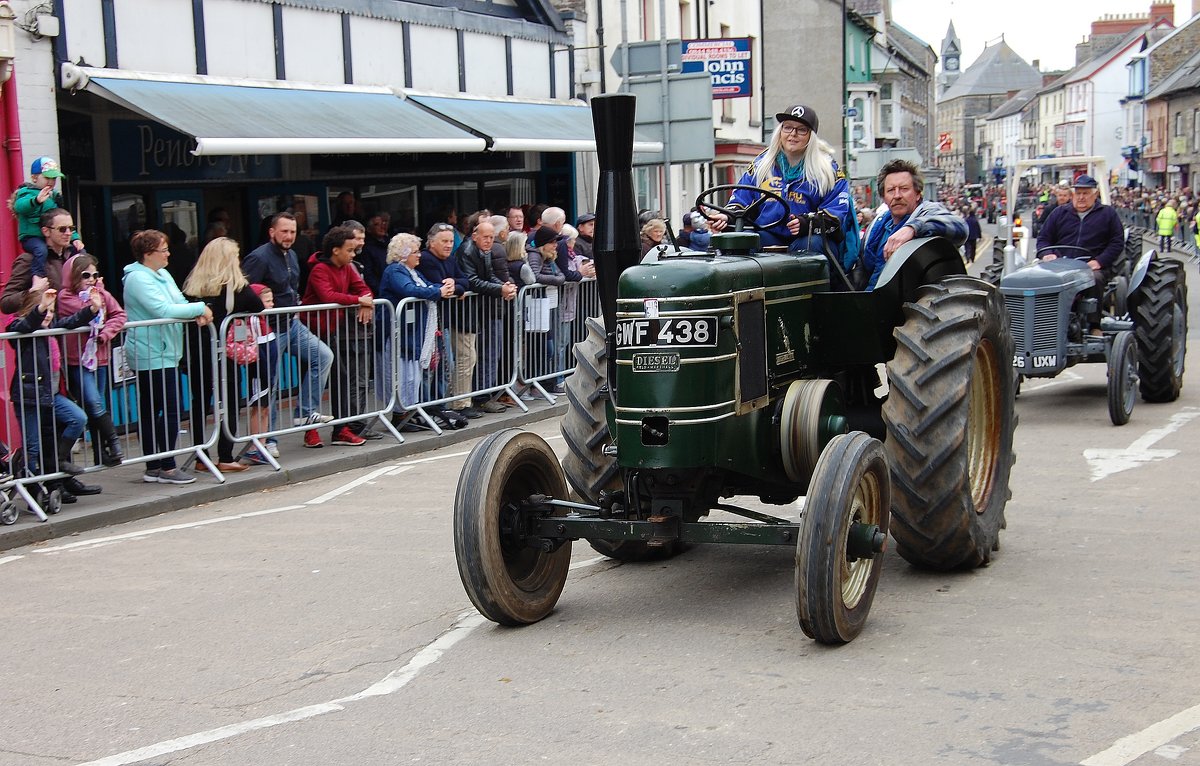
[{"left": 939, "top": 21, "right": 962, "bottom": 96}]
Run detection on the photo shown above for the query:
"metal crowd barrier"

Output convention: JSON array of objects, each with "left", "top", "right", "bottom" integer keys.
[
  {"left": 1, "top": 280, "right": 604, "bottom": 523},
  {"left": 515, "top": 279, "right": 601, "bottom": 401},
  {"left": 1, "top": 317, "right": 219, "bottom": 522},
  {"left": 218, "top": 300, "right": 404, "bottom": 471}
]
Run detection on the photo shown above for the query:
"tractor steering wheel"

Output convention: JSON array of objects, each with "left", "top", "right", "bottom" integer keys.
[
  {"left": 1036, "top": 244, "right": 1098, "bottom": 261},
  {"left": 695, "top": 184, "right": 790, "bottom": 233}
]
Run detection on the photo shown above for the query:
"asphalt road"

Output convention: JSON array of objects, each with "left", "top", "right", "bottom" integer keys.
[{"left": 1, "top": 270, "right": 1197, "bottom": 766}]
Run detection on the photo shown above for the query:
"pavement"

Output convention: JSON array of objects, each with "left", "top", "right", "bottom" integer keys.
[{"left": 0, "top": 398, "right": 566, "bottom": 552}]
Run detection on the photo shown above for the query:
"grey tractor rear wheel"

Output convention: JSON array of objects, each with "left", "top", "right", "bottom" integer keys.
[
  {"left": 453, "top": 429, "right": 571, "bottom": 625},
  {"left": 560, "top": 316, "right": 685, "bottom": 561},
  {"left": 882, "top": 278, "right": 1016, "bottom": 570},
  {"left": 1132, "top": 259, "right": 1187, "bottom": 402}
]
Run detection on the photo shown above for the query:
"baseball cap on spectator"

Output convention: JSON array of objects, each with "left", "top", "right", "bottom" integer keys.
[
  {"left": 576, "top": 212, "right": 596, "bottom": 225},
  {"left": 775, "top": 104, "right": 818, "bottom": 133},
  {"left": 1073, "top": 175, "right": 1098, "bottom": 189},
  {"left": 532, "top": 226, "right": 558, "bottom": 248},
  {"left": 30, "top": 156, "right": 64, "bottom": 178}
]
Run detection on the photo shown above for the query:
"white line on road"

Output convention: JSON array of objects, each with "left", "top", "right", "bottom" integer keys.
[
  {"left": 306, "top": 465, "right": 412, "bottom": 504},
  {"left": 1080, "top": 702, "right": 1200, "bottom": 766},
  {"left": 1084, "top": 407, "right": 1200, "bottom": 481},
  {"left": 1022, "top": 370, "right": 1083, "bottom": 392},
  {"left": 35, "top": 506, "right": 309, "bottom": 554},
  {"left": 76, "top": 556, "right": 608, "bottom": 765},
  {"left": 0, "top": 554, "right": 24, "bottom": 565}
]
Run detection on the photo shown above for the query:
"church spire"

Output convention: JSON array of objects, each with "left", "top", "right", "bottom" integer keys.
[{"left": 941, "top": 20, "right": 961, "bottom": 74}]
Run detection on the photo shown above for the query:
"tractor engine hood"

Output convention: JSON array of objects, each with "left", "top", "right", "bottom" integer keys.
[{"left": 1003, "top": 258, "right": 1095, "bottom": 292}]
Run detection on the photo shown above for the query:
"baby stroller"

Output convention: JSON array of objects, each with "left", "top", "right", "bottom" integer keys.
[{"left": 1, "top": 442, "right": 62, "bottom": 524}]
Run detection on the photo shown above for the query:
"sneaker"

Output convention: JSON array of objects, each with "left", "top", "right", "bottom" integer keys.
[
  {"left": 239, "top": 449, "right": 270, "bottom": 466},
  {"left": 552, "top": 382, "right": 567, "bottom": 394},
  {"left": 478, "top": 400, "right": 506, "bottom": 414},
  {"left": 354, "top": 428, "right": 385, "bottom": 441},
  {"left": 157, "top": 468, "right": 196, "bottom": 485},
  {"left": 460, "top": 406, "right": 484, "bottom": 419},
  {"left": 304, "top": 430, "right": 324, "bottom": 448},
  {"left": 142, "top": 469, "right": 161, "bottom": 483},
  {"left": 265, "top": 439, "right": 280, "bottom": 458},
  {"left": 294, "top": 412, "right": 335, "bottom": 427},
  {"left": 332, "top": 426, "right": 366, "bottom": 446},
  {"left": 520, "top": 391, "right": 538, "bottom": 401}
]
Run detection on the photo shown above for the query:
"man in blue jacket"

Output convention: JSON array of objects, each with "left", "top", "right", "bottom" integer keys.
[
  {"left": 242, "top": 212, "right": 335, "bottom": 435},
  {"left": 860, "top": 159, "right": 967, "bottom": 290},
  {"left": 1035, "top": 175, "right": 1124, "bottom": 334}
]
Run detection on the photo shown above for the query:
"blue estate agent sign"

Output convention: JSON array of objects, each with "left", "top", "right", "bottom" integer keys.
[
  {"left": 681, "top": 38, "right": 752, "bottom": 99},
  {"left": 110, "top": 120, "right": 281, "bottom": 183}
]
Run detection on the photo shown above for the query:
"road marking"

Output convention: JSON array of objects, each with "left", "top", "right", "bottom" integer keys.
[
  {"left": 1084, "top": 407, "right": 1200, "bottom": 482},
  {"left": 77, "top": 556, "right": 608, "bottom": 765},
  {"left": 570, "top": 555, "right": 609, "bottom": 570},
  {"left": 1080, "top": 702, "right": 1200, "bottom": 766},
  {"left": 36, "top": 506, "right": 309, "bottom": 554},
  {"left": 306, "top": 465, "right": 411, "bottom": 504},
  {"left": 0, "top": 554, "right": 24, "bottom": 566}
]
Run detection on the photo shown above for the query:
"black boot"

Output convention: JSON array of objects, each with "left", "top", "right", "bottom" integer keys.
[
  {"left": 94, "top": 413, "right": 124, "bottom": 467},
  {"left": 55, "top": 435, "right": 85, "bottom": 475},
  {"left": 63, "top": 476, "right": 101, "bottom": 496}
]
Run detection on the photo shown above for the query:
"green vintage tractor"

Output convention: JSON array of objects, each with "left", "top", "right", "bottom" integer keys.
[{"left": 453, "top": 94, "right": 1017, "bottom": 644}]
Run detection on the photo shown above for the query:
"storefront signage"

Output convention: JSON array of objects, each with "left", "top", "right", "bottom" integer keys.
[
  {"left": 110, "top": 120, "right": 281, "bottom": 183},
  {"left": 682, "top": 38, "right": 752, "bottom": 99}
]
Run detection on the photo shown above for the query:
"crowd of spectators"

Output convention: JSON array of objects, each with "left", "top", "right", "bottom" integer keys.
[{"left": 3, "top": 158, "right": 597, "bottom": 507}]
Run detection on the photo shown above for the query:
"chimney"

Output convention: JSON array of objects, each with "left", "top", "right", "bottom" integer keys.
[
  {"left": 1032, "top": 59, "right": 1040, "bottom": 71},
  {"left": 1149, "top": 2, "right": 1174, "bottom": 25}
]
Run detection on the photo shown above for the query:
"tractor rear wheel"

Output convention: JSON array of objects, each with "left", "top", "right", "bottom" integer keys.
[
  {"left": 882, "top": 278, "right": 1016, "bottom": 570},
  {"left": 1132, "top": 259, "right": 1187, "bottom": 402},
  {"left": 560, "top": 317, "right": 685, "bottom": 562},
  {"left": 454, "top": 429, "right": 571, "bottom": 625}
]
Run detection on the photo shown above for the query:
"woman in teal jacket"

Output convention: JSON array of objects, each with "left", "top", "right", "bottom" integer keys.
[{"left": 122, "top": 229, "right": 213, "bottom": 485}]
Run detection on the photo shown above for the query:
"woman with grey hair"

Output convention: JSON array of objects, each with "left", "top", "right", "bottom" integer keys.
[
  {"left": 378, "top": 232, "right": 456, "bottom": 427},
  {"left": 710, "top": 103, "right": 855, "bottom": 257}
]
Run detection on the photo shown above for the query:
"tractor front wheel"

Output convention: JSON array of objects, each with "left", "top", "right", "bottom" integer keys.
[
  {"left": 1107, "top": 331, "right": 1138, "bottom": 426},
  {"left": 883, "top": 278, "right": 1016, "bottom": 570},
  {"left": 796, "top": 432, "right": 890, "bottom": 644},
  {"left": 454, "top": 429, "right": 571, "bottom": 625}
]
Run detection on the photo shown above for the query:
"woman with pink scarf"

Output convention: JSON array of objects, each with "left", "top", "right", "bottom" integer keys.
[{"left": 57, "top": 253, "right": 127, "bottom": 467}]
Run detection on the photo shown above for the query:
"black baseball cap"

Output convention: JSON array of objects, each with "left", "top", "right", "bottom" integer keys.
[{"left": 776, "top": 104, "right": 818, "bottom": 133}]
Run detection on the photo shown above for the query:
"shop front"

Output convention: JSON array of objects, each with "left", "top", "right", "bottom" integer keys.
[{"left": 55, "top": 71, "right": 618, "bottom": 297}]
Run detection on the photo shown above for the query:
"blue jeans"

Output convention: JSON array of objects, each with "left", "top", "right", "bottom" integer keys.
[
  {"left": 20, "top": 235, "right": 49, "bottom": 277},
  {"left": 278, "top": 318, "right": 333, "bottom": 420},
  {"left": 66, "top": 364, "right": 110, "bottom": 419},
  {"left": 18, "top": 395, "right": 86, "bottom": 475}
]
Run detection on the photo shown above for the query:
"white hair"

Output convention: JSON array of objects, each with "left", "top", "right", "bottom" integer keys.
[
  {"left": 541, "top": 206, "right": 566, "bottom": 226},
  {"left": 753, "top": 124, "right": 837, "bottom": 198},
  {"left": 561, "top": 223, "right": 578, "bottom": 242},
  {"left": 487, "top": 214, "right": 508, "bottom": 235}
]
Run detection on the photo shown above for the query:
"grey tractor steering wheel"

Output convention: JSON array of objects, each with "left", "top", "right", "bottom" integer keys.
[
  {"left": 1037, "top": 244, "right": 1096, "bottom": 261},
  {"left": 695, "top": 184, "right": 789, "bottom": 233}
]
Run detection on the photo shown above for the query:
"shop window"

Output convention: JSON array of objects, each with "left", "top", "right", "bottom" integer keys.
[
  {"left": 483, "top": 178, "right": 535, "bottom": 224},
  {"left": 256, "top": 193, "right": 322, "bottom": 256},
  {"left": 635, "top": 166, "right": 660, "bottom": 216},
  {"left": 361, "top": 184, "right": 419, "bottom": 235},
  {"left": 112, "top": 193, "right": 147, "bottom": 245},
  {"left": 423, "top": 181, "right": 480, "bottom": 236}
]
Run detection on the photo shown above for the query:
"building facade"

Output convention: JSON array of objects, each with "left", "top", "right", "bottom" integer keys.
[{"left": 4, "top": 0, "right": 592, "bottom": 287}]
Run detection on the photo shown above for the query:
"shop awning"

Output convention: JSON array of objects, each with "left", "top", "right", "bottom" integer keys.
[
  {"left": 407, "top": 94, "right": 664, "bottom": 153},
  {"left": 78, "top": 71, "right": 487, "bottom": 155}
]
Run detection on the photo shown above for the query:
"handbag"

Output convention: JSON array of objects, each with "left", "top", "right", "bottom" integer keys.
[{"left": 224, "top": 286, "right": 259, "bottom": 365}]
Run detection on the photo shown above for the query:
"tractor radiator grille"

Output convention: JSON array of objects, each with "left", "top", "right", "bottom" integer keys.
[{"left": 1005, "top": 293, "right": 1059, "bottom": 354}]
